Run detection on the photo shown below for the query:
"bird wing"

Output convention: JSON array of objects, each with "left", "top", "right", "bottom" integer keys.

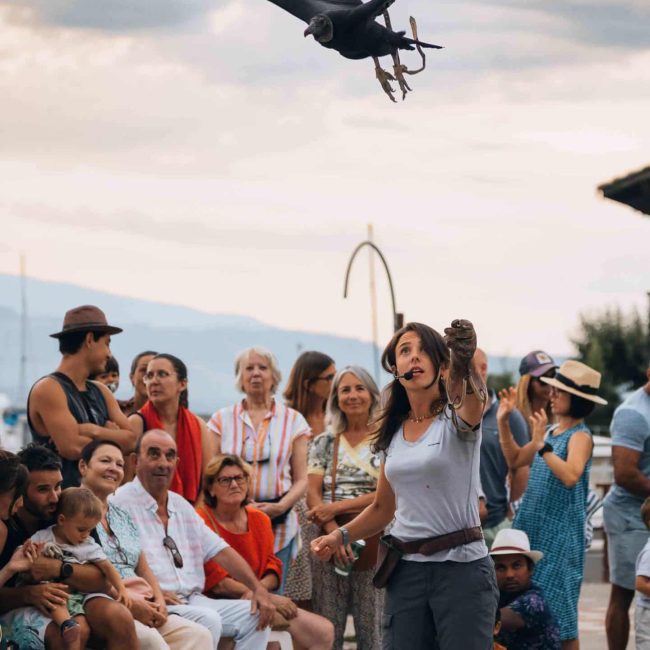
[{"left": 266, "top": 0, "right": 363, "bottom": 24}]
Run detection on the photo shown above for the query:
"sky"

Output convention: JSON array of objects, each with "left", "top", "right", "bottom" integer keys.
[{"left": 1, "top": 0, "right": 649, "bottom": 357}]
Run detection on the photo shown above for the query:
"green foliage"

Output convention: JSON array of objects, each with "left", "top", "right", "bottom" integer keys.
[
  {"left": 571, "top": 306, "right": 649, "bottom": 428},
  {"left": 487, "top": 371, "right": 514, "bottom": 395}
]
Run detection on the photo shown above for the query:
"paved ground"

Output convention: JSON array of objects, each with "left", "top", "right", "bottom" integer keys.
[{"left": 343, "top": 580, "right": 613, "bottom": 648}]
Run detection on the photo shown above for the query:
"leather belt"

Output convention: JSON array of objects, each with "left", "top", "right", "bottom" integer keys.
[{"left": 391, "top": 526, "right": 484, "bottom": 556}]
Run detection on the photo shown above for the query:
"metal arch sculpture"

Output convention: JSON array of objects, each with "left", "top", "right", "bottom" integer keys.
[{"left": 343, "top": 240, "right": 403, "bottom": 332}]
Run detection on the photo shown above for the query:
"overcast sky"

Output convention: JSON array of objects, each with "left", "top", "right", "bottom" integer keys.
[{"left": 1, "top": 0, "right": 649, "bottom": 357}]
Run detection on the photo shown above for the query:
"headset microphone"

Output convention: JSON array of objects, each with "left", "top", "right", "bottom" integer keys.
[{"left": 394, "top": 370, "right": 414, "bottom": 381}]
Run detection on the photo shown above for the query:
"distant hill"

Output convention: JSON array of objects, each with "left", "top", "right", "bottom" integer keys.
[{"left": 0, "top": 274, "right": 530, "bottom": 413}]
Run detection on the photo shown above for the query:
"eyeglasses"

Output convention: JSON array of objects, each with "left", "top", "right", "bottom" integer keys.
[
  {"left": 143, "top": 370, "right": 175, "bottom": 382},
  {"left": 312, "top": 373, "right": 335, "bottom": 383},
  {"left": 105, "top": 533, "right": 129, "bottom": 565},
  {"left": 104, "top": 512, "right": 129, "bottom": 565},
  {"left": 163, "top": 535, "right": 184, "bottom": 568},
  {"left": 215, "top": 475, "right": 246, "bottom": 487}
]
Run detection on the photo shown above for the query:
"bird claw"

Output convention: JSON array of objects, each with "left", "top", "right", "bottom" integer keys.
[
  {"left": 393, "top": 64, "right": 412, "bottom": 99},
  {"left": 375, "top": 65, "right": 397, "bottom": 102}
]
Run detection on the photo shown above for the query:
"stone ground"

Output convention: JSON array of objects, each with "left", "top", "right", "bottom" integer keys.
[{"left": 343, "top": 579, "right": 613, "bottom": 649}]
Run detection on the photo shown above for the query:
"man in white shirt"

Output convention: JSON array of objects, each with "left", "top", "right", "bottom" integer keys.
[{"left": 112, "top": 429, "right": 274, "bottom": 649}]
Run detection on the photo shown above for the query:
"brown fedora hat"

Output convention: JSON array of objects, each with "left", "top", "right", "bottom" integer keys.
[{"left": 50, "top": 305, "right": 123, "bottom": 339}]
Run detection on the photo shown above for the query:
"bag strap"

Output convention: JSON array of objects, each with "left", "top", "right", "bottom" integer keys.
[{"left": 330, "top": 434, "right": 341, "bottom": 504}]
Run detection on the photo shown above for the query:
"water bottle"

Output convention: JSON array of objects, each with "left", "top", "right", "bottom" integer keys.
[{"left": 334, "top": 539, "right": 366, "bottom": 577}]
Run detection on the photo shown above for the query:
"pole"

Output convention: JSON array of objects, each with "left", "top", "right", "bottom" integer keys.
[
  {"left": 19, "top": 253, "right": 27, "bottom": 406},
  {"left": 367, "top": 225, "right": 380, "bottom": 383}
]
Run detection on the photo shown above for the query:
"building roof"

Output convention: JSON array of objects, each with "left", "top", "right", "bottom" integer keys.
[{"left": 598, "top": 165, "right": 650, "bottom": 216}]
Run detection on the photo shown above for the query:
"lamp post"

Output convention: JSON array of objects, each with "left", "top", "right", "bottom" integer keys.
[{"left": 343, "top": 241, "right": 404, "bottom": 332}]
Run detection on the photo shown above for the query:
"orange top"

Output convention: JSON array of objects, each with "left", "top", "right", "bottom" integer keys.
[{"left": 196, "top": 505, "right": 283, "bottom": 593}]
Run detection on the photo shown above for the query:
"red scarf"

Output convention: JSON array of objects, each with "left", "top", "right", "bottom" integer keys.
[{"left": 139, "top": 401, "right": 202, "bottom": 503}]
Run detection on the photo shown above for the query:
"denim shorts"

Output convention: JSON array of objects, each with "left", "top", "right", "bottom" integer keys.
[{"left": 603, "top": 500, "right": 650, "bottom": 591}]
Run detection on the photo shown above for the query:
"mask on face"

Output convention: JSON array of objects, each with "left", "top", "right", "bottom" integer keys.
[{"left": 107, "top": 382, "right": 119, "bottom": 393}]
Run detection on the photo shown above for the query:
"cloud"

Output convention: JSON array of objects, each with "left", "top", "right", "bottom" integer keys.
[{"left": 1, "top": 0, "right": 217, "bottom": 31}]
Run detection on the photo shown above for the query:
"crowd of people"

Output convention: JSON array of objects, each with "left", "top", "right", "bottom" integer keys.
[{"left": 0, "top": 303, "right": 649, "bottom": 650}]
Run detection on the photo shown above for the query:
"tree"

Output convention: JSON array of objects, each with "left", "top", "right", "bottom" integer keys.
[{"left": 571, "top": 307, "right": 649, "bottom": 428}]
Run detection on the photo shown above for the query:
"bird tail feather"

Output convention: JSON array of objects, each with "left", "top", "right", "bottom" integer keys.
[{"left": 401, "top": 36, "right": 443, "bottom": 49}]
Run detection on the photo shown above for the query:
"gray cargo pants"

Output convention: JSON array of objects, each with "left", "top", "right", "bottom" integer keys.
[{"left": 382, "top": 556, "right": 499, "bottom": 650}]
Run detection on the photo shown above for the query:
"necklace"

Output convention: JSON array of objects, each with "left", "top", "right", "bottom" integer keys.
[{"left": 408, "top": 400, "right": 446, "bottom": 423}]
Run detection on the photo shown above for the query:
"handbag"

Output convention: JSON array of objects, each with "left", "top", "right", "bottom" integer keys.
[
  {"left": 329, "top": 435, "right": 381, "bottom": 572},
  {"left": 256, "top": 492, "right": 291, "bottom": 527}
]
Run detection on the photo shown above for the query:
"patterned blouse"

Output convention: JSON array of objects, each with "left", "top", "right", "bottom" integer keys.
[
  {"left": 96, "top": 502, "right": 142, "bottom": 579},
  {"left": 496, "top": 583, "right": 561, "bottom": 650},
  {"left": 308, "top": 430, "right": 380, "bottom": 503}
]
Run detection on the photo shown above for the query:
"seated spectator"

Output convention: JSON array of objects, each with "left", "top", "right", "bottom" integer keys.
[
  {"left": 28, "top": 487, "right": 130, "bottom": 647},
  {"left": 0, "top": 444, "right": 137, "bottom": 650},
  {"left": 90, "top": 356, "right": 121, "bottom": 394},
  {"left": 111, "top": 429, "right": 275, "bottom": 649},
  {"left": 79, "top": 439, "right": 212, "bottom": 650},
  {"left": 129, "top": 354, "right": 216, "bottom": 503},
  {"left": 634, "top": 497, "right": 650, "bottom": 649},
  {"left": 490, "top": 529, "right": 560, "bottom": 650},
  {"left": 197, "top": 454, "right": 334, "bottom": 650}
]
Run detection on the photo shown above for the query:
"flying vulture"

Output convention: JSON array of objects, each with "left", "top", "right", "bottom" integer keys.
[{"left": 266, "top": 0, "right": 442, "bottom": 101}]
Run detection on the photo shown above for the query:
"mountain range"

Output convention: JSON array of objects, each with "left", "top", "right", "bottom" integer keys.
[{"left": 0, "top": 273, "right": 524, "bottom": 414}]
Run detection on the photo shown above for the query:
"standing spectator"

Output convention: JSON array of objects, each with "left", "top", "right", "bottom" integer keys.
[
  {"left": 283, "top": 351, "right": 336, "bottom": 605},
  {"left": 473, "top": 349, "right": 529, "bottom": 548},
  {"left": 208, "top": 347, "right": 310, "bottom": 593},
  {"left": 306, "top": 366, "right": 382, "bottom": 650},
  {"left": 112, "top": 429, "right": 274, "bottom": 649},
  {"left": 490, "top": 528, "right": 560, "bottom": 650},
  {"left": 119, "top": 351, "right": 158, "bottom": 416},
  {"left": 0, "top": 444, "right": 137, "bottom": 650},
  {"left": 635, "top": 496, "right": 650, "bottom": 649},
  {"left": 499, "top": 360, "right": 607, "bottom": 650},
  {"left": 79, "top": 439, "right": 213, "bottom": 650},
  {"left": 129, "top": 354, "right": 216, "bottom": 503},
  {"left": 312, "top": 321, "right": 498, "bottom": 650},
  {"left": 90, "top": 357, "right": 121, "bottom": 394},
  {"left": 27, "top": 305, "right": 136, "bottom": 487},
  {"left": 197, "top": 454, "right": 334, "bottom": 650},
  {"left": 515, "top": 351, "right": 557, "bottom": 426},
  {"left": 603, "top": 361, "right": 650, "bottom": 650}
]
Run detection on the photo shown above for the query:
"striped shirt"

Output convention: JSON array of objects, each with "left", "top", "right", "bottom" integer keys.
[
  {"left": 111, "top": 477, "right": 229, "bottom": 599},
  {"left": 208, "top": 399, "right": 310, "bottom": 552}
]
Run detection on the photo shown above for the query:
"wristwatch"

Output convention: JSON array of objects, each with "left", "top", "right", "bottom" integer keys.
[
  {"left": 337, "top": 526, "right": 350, "bottom": 547},
  {"left": 59, "top": 561, "right": 73, "bottom": 581},
  {"left": 538, "top": 442, "right": 553, "bottom": 458}
]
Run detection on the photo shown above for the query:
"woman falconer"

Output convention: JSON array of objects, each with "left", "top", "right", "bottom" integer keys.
[{"left": 311, "top": 320, "right": 498, "bottom": 650}]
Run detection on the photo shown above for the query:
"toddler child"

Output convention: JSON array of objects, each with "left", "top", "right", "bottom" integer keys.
[{"left": 30, "top": 487, "right": 130, "bottom": 648}]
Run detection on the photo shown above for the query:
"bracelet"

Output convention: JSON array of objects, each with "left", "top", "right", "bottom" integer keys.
[
  {"left": 337, "top": 526, "right": 350, "bottom": 547},
  {"left": 538, "top": 442, "right": 553, "bottom": 458}
]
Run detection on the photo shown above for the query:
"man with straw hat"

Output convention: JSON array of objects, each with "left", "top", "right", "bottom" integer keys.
[
  {"left": 27, "top": 305, "right": 136, "bottom": 488},
  {"left": 490, "top": 528, "right": 560, "bottom": 649},
  {"left": 603, "top": 360, "right": 650, "bottom": 650}
]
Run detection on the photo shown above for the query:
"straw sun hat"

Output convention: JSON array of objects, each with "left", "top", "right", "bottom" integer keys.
[{"left": 539, "top": 360, "right": 607, "bottom": 405}]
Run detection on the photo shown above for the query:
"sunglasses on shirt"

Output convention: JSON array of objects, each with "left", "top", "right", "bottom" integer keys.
[{"left": 163, "top": 535, "right": 184, "bottom": 568}]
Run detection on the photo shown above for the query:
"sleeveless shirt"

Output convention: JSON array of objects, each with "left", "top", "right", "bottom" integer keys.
[{"left": 27, "top": 372, "right": 109, "bottom": 488}]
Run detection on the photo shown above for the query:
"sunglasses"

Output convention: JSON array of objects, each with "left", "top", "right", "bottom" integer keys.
[
  {"left": 533, "top": 370, "right": 556, "bottom": 381},
  {"left": 163, "top": 535, "right": 184, "bottom": 568}
]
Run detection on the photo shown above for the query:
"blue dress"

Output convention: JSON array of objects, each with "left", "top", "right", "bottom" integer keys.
[{"left": 513, "top": 423, "right": 591, "bottom": 641}]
